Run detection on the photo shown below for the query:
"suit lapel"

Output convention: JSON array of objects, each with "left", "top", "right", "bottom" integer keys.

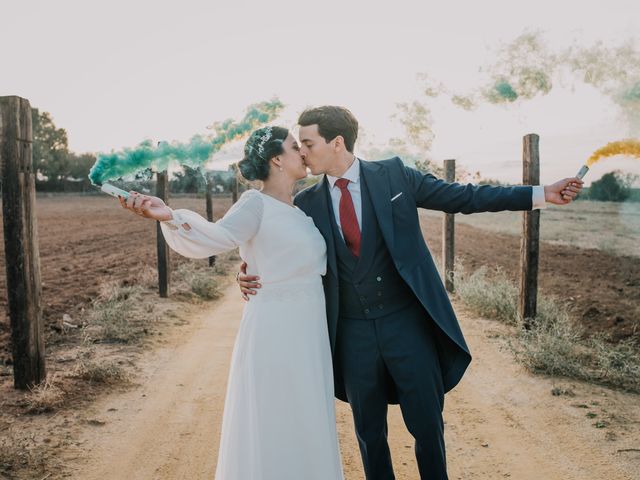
[
  {"left": 360, "top": 160, "right": 395, "bottom": 251},
  {"left": 304, "top": 177, "right": 338, "bottom": 276}
]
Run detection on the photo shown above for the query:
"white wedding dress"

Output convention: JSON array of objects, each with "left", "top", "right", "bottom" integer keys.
[{"left": 160, "top": 189, "right": 344, "bottom": 480}]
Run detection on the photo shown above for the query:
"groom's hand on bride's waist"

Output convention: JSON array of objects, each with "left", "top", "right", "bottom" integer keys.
[{"left": 237, "top": 261, "right": 261, "bottom": 301}]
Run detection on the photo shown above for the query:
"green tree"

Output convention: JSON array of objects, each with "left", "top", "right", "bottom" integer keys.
[
  {"left": 588, "top": 171, "right": 631, "bottom": 202},
  {"left": 68, "top": 153, "right": 96, "bottom": 179},
  {"left": 31, "top": 108, "right": 71, "bottom": 184},
  {"left": 67, "top": 152, "right": 97, "bottom": 191},
  {"left": 170, "top": 165, "right": 207, "bottom": 193}
]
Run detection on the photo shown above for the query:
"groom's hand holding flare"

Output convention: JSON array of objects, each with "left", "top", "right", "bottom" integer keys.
[
  {"left": 237, "top": 261, "right": 260, "bottom": 302},
  {"left": 545, "top": 177, "right": 584, "bottom": 204}
]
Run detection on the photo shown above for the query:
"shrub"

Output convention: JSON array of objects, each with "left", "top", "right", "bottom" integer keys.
[{"left": 455, "top": 264, "right": 640, "bottom": 392}]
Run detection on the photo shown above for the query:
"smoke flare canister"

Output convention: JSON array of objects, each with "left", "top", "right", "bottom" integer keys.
[
  {"left": 575, "top": 165, "right": 589, "bottom": 180},
  {"left": 101, "top": 183, "right": 130, "bottom": 200}
]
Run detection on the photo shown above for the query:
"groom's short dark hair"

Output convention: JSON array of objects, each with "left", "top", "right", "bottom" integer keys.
[{"left": 298, "top": 106, "right": 359, "bottom": 153}]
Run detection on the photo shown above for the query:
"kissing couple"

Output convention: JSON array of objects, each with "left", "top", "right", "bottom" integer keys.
[{"left": 119, "top": 105, "right": 583, "bottom": 479}]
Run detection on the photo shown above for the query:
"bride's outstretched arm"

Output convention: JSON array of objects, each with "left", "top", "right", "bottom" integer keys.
[{"left": 119, "top": 189, "right": 263, "bottom": 259}]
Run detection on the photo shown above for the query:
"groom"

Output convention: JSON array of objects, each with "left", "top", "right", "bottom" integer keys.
[{"left": 238, "top": 106, "right": 582, "bottom": 479}]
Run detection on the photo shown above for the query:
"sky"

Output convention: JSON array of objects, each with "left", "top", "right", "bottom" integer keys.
[{"left": 1, "top": 0, "right": 639, "bottom": 184}]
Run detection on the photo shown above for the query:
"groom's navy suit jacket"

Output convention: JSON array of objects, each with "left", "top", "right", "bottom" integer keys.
[{"left": 294, "top": 157, "right": 533, "bottom": 403}]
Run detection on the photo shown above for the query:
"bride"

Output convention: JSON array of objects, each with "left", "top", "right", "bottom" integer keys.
[{"left": 118, "top": 126, "right": 344, "bottom": 479}]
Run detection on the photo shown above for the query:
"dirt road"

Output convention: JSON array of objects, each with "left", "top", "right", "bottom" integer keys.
[{"left": 70, "top": 281, "right": 640, "bottom": 480}]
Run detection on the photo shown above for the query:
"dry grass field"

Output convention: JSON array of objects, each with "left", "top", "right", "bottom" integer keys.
[
  {"left": 0, "top": 194, "right": 234, "bottom": 361},
  {"left": 425, "top": 200, "right": 640, "bottom": 258},
  {"left": 420, "top": 200, "right": 640, "bottom": 343}
]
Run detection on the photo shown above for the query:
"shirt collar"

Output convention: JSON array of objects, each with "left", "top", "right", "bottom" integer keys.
[{"left": 326, "top": 156, "right": 360, "bottom": 189}]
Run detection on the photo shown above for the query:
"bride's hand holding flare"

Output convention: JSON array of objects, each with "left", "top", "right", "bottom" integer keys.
[{"left": 118, "top": 191, "right": 173, "bottom": 222}]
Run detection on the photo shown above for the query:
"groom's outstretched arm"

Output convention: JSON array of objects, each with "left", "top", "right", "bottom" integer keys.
[{"left": 402, "top": 164, "right": 582, "bottom": 213}]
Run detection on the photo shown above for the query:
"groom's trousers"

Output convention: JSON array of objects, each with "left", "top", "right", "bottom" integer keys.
[{"left": 336, "top": 299, "right": 447, "bottom": 480}]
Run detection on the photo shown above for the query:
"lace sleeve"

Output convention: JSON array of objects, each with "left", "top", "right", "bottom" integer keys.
[{"left": 159, "top": 189, "right": 263, "bottom": 259}]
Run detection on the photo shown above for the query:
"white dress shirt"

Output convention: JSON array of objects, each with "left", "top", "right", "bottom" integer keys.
[{"left": 326, "top": 157, "right": 546, "bottom": 239}]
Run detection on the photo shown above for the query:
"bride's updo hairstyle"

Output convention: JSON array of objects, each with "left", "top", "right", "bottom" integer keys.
[{"left": 238, "top": 126, "right": 289, "bottom": 181}]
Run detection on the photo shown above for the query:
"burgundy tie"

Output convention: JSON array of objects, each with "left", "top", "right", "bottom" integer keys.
[{"left": 335, "top": 178, "right": 361, "bottom": 257}]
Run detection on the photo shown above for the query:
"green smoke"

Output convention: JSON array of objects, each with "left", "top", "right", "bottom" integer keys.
[
  {"left": 445, "top": 33, "right": 640, "bottom": 134},
  {"left": 622, "top": 81, "right": 640, "bottom": 102},
  {"left": 565, "top": 40, "right": 640, "bottom": 135},
  {"left": 620, "top": 81, "right": 640, "bottom": 136},
  {"left": 414, "top": 35, "right": 554, "bottom": 109},
  {"left": 450, "top": 95, "right": 477, "bottom": 111},
  {"left": 479, "top": 32, "right": 555, "bottom": 105},
  {"left": 442, "top": 32, "right": 556, "bottom": 109},
  {"left": 416, "top": 72, "right": 446, "bottom": 98},
  {"left": 485, "top": 80, "right": 519, "bottom": 103},
  {"left": 89, "top": 98, "right": 284, "bottom": 186},
  {"left": 564, "top": 41, "right": 640, "bottom": 91}
]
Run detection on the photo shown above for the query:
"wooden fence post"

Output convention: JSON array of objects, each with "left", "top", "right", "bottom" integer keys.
[
  {"left": 519, "top": 134, "right": 540, "bottom": 328},
  {"left": 0, "top": 96, "right": 46, "bottom": 389},
  {"left": 442, "top": 159, "right": 456, "bottom": 293},
  {"left": 231, "top": 164, "right": 239, "bottom": 204},
  {"left": 232, "top": 177, "right": 239, "bottom": 204},
  {"left": 156, "top": 170, "right": 170, "bottom": 298},
  {"left": 205, "top": 172, "right": 216, "bottom": 267}
]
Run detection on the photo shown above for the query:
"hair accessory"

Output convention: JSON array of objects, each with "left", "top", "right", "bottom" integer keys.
[{"left": 255, "top": 126, "right": 273, "bottom": 156}]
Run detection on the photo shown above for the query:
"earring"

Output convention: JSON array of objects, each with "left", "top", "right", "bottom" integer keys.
[{"left": 279, "top": 167, "right": 283, "bottom": 172}]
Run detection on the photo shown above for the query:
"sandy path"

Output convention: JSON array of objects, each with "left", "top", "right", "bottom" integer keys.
[{"left": 71, "top": 281, "right": 640, "bottom": 480}]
